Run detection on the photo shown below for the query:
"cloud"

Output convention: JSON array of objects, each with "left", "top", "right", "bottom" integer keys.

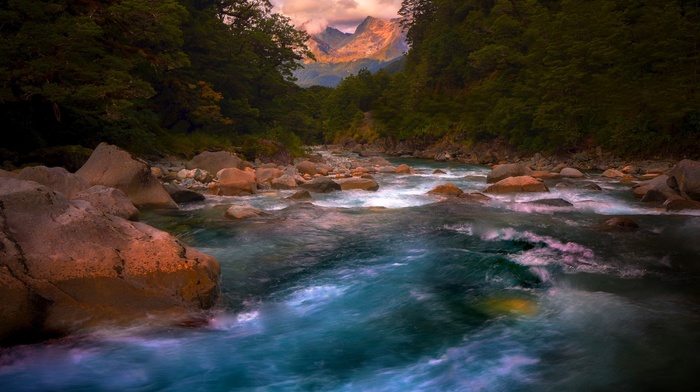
[{"left": 271, "top": 0, "right": 402, "bottom": 33}]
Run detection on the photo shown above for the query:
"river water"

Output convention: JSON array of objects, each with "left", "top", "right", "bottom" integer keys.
[{"left": 2, "top": 153, "right": 700, "bottom": 391}]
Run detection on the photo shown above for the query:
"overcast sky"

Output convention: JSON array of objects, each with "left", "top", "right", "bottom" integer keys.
[{"left": 271, "top": 0, "right": 402, "bottom": 33}]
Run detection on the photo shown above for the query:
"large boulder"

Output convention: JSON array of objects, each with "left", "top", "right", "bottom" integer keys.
[
  {"left": 76, "top": 143, "right": 177, "bottom": 208},
  {"left": 667, "top": 159, "right": 700, "bottom": 201},
  {"left": 334, "top": 177, "right": 380, "bottom": 191},
  {"left": 486, "top": 164, "right": 533, "bottom": 183},
  {"left": 18, "top": 166, "right": 89, "bottom": 198},
  {"left": 210, "top": 168, "right": 257, "bottom": 196},
  {"left": 484, "top": 176, "right": 549, "bottom": 193},
  {"left": 0, "top": 179, "right": 220, "bottom": 345},
  {"left": 632, "top": 174, "right": 679, "bottom": 201},
  {"left": 73, "top": 185, "right": 140, "bottom": 221},
  {"left": 300, "top": 177, "right": 341, "bottom": 193},
  {"left": 186, "top": 151, "right": 243, "bottom": 173}
]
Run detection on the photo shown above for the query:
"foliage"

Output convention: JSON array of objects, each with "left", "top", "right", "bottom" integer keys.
[{"left": 322, "top": 0, "right": 700, "bottom": 156}]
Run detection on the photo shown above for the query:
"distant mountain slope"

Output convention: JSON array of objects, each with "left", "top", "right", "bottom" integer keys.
[{"left": 295, "top": 17, "right": 407, "bottom": 87}]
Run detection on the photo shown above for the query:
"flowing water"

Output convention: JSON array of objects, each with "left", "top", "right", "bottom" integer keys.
[{"left": 2, "top": 154, "right": 700, "bottom": 391}]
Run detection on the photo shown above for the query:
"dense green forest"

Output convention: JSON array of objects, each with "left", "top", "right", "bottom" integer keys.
[
  {"left": 0, "top": 0, "right": 327, "bottom": 159},
  {"left": 1, "top": 0, "right": 698, "bottom": 163},
  {"left": 326, "top": 0, "right": 700, "bottom": 156}
]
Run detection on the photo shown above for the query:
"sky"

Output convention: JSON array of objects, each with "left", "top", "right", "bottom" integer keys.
[{"left": 271, "top": 0, "right": 402, "bottom": 34}]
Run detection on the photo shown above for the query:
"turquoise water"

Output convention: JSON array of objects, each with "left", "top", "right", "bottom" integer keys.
[{"left": 2, "top": 156, "right": 700, "bottom": 391}]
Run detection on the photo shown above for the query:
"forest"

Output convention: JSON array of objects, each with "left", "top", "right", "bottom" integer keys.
[{"left": 1, "top": 0, "right": 699, "bottom": 164}]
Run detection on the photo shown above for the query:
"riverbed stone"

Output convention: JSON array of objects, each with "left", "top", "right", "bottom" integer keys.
[
  {"left": 396, "top": 164, "right": 415, "bottom": 174},
  {"left": 225, "top": 204, "right": 266, "bottom": 220},
  {"left": 560, "top": 168, "right": 584, "bottom": 178},
  {"left": 18, "top": 165, "right": 89, "bottom": 198},
  {"left": 335, "top": 177, "right": 380, "bottom": 191},
  {"left": 602, "top": 169, "right": 625, "bottom": 178},
  {"left": 163, "top": 183, "right": 206, "bottom": 203},
  {"left": 601, "top": 217, "right": 639, "bottom": 230},
  {"left": 486, "top": 163, "right": 533, "bottom": 183},
  {"left": 428, "top": 183, "right": 464, "bottom": 197},
  {"left": 255, "top": 167, "right": 283, "bottom": 184},
  {"left": 526, "top": 198, "right": 573, "bottom": 207},
  {"left": 484, "top": 176, "right": 549, "bottom": 193},
  {"left": 73, "top": 185, "right": 140, "bottom": 221},
  {"left": 271, "top": 174, "right": 298, "bottom": 190},
  {"left": 300, "top": 176, "right": 341, "bottom": 193},
  {"left": 186, "top": 151, "right": 243, "bottom": 173},
  {"left": 287, "top": 190, "right": 314, "bottom": 200},
  {"left": 76, "top": 143, "right": 177, "bottom": 208},
  {"left": 296, "top": 161, "right": 318, "bottom": 176},
  {"left": 667, "top": 159, "right": 700, "bottom": 201},
  {"left": 210, "top": 168, "right": 257, "bottom": 196},
  {"left": 0, "top": 179, "right": 220, "bottom": 345}
]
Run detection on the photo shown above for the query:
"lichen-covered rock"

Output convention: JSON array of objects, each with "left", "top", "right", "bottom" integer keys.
[
  {"left": 486, "top": 164, "right": 533, "bottom": 183},
  {"left": 186, "top": 151, "right": 243, "bottom": 173},
  {"left": 76, "top": 143, "right": 177, "bottom": 208},
  {"left": 73, "top": 185, "right": 140, "bottom": 221},
  {"left": 484, "top": 176, "right": 549, "bottom": 193},
  {"left": 0, "top": 179, "right": 220, "bottom": 345},
  {"left": 18, "top": 165, "right": 89, "bottom": 198}
]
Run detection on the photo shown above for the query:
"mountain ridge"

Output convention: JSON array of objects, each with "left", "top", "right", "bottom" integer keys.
[{"left": 295, "top": 16, "right": 407, "bottom": 87}]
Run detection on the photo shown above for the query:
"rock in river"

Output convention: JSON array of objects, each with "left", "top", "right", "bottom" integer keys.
[
  {"left": 0, "top": 179, "right": 220, "bottom": 345},
  {"left": 484, "top": 176, "right": 549, "bottom": 194}
]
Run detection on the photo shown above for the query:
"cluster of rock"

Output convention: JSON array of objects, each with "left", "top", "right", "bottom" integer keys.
[
  {"left": 0, "top": 143, "right": 220, "bottom": 345},
  {"left": 148, "top": 150, "right": 417, "bottom": 215},
  {"left": 632, "top": 160, "right": 700, "bottom": 211}
]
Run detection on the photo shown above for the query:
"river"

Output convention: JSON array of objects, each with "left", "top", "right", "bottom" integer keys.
[{"left": 2, "top": 152, "right": 700, "bottom": 391}]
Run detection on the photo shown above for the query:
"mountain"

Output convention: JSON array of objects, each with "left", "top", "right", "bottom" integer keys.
[{"left": 295, "top": 17, "right": 408, "bottom": 87}]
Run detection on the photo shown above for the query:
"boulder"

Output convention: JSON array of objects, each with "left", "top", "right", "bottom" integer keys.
[
  {"left": 560, "top": 168, "right": 584, "bottom": 178},
  {"left": 186, "top": 151, "right": 243, "bottom": 172},
  {"left": 667, "top": 159, "right": 700, "bottom": 201},
  {"left": 484, "top": 176, "right": 549, "bottom": 193},
  {"left": 271, "top": 175, "right": 298, "bottom": 190},
  {"left": 602, "top": 169, "right": 625, "bottom": 178},
  {"left": 255, "top": 167, "right": 283, "bottom": 184},
  {"left": 581, "top": 183, "right": 603, "bottom": 191},
  {"left": 531, "top": 171, "right": 561, "bottom": 179},
  {"left": 0, "top": 179, "right": 220, "bottom": 345},
  {"left": 210, "top": 168, "right": 257, "bottom": 196},
  {"left": 287, "top": 190, "right": 314, "bottom": 200},
  {"left": 486, "top": 163, "right": 533, "bottom": 183},
  {"left": 665, "top": 199, "right": 700, "bottom": 211},
  {"left": 427, "top": 183, "right": 464, "bottom": 197},
  {"left": 225, "top": 204, "right": 266, "bottom": 220},
  {"left": 632, "top": 175, "right": 679, "bottom": 201},
  {"left": 76, "top": 143, "right": 177, "bottom": 208},
  {"left": 335, "top": 177, "right": 380, "bottom": 191},
  {"left": 316, "top": 163, "right": 333, "bottom": 176},
  {"left": 300, "top": 177, "right": 341, "bottom": 193},
  {"left": 73, "top": 185, "right": 140, "bottom": 221},
  {"left": 296, "top": 161, "right": 318, "bottom": 176},
  {"left": 396, "top": 164, "right": 415, "bottom": 174},
  {"left": 433, "top": 169, "right": 446, "bottom": 175},
  {"left": 162, "top": 183, "right": 206, "bottom": 203},
  {"left": 368, "top": 157, "right": 392, "bottom": 167},
  {"left": 18, "top": 166, "right": 89, "bottom": 198}
]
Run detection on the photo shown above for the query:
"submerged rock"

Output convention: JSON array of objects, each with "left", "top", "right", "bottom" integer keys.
[
  {"left": 334, "top": 177, "right": 379, "bottom": 191},
  {"left": 526, "top": 198, "right": 573, "bottom": 207},
  {"left": 484, "top": 176, "right": 549, "bottom": 193},
  {"left": 601, "top": 217, "right": 639, "bottom": 230},
  {"left": 0, "top": 179, "right": 220, "bottom": 345},
  {"left": 225, "top": 204, "right": 267, "bottom": 220}
]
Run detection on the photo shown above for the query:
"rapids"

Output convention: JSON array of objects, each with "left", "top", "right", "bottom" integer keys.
[{"left": 2, "top": 153, "right": 700, "bottom": 391}]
